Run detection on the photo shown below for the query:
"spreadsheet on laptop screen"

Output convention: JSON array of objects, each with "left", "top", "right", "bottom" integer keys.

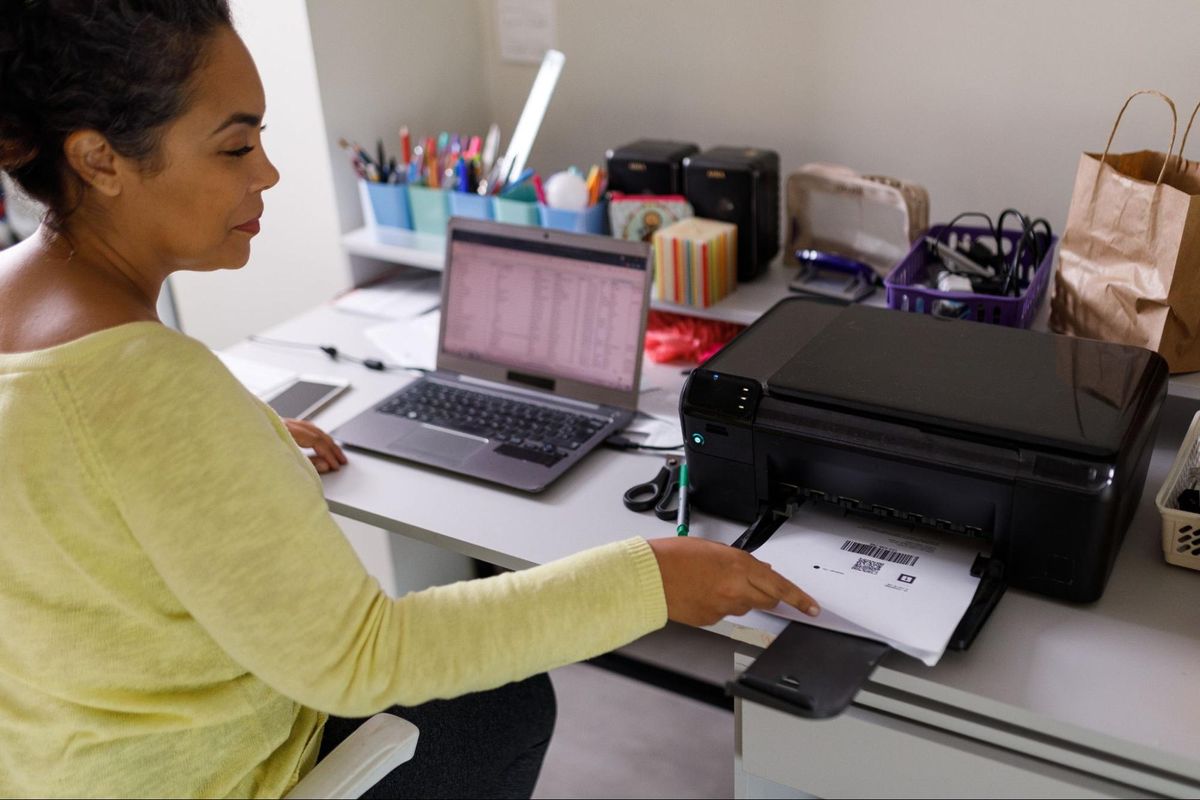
[{"left": 442, "top": 231, "right": 648, "bottom": 392}]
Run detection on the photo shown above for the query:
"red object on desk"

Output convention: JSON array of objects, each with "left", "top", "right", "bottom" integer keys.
[{"left": 643, "top": 310, "right": 744, "bottom": 364}]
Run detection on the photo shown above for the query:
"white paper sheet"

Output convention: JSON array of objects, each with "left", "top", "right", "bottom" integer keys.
[
  {"left": 496, "top": 0, "right": 557, "bottom": 64},
  {"left": 636, "top": 375, "right": 684, "bottom": 424},
  {"left": 333, "top": 275, "right": 441, "bottom": 321},
  {"left": 751, "top": 505, "right": 984, "bottom": 665},
  {"left": 364, "top": 312, "right": 441, "bottom": 371},
  {"left": 215, "top": 352, "right": 296, "bottom": 398},
  {"left": 621, "top": 412, "right": 683, "bottom": 449}
]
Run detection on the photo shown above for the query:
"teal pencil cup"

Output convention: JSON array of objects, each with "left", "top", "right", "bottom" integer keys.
[
  {"left": 407, "top": 185, "right": 451, "bottom": 234},
  {"left": 362, "top": 180, "right": 412, "bottom": 230},
  {"left": 492, "top": 197, "right": 540, "bottom": 226},
  {"left": 448, "top": 190, "right": 494, "bottom": 221},
  {"left": 538, "top": 201, "right": 608, "bottom": 234}
]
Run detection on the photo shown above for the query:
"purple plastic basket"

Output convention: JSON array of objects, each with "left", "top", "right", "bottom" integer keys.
[{"left": 884, "top": 224, "right": 1057, "bottom": 328}]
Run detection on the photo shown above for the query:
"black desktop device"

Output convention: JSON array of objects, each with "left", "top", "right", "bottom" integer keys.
[
  {"left": 683, "top": 146, "right": 780, "bottom": 282},
  {"left": 684, "top": 296, "right": 1167, "bottom": 604},
  {"left": 690, "top": 297, "right": 1168, "bottom": 718},
  {"left": 605, "top": 139, "right": 699, "bottom": 196}
]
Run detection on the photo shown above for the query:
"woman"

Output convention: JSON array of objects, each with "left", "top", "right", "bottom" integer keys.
[{"left": 0, "top": 2, "right": 818, "bottom": 797}]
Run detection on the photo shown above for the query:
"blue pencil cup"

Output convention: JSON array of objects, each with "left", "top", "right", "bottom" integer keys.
[
  {"left": 538, "top": 201, "right": 608, "bottom": 234},
  {"left": 407, "top": 185, "right": 451, "bottom": 235},
  {"left": 448, "top": 190, "right": 494, "bottom": 221},
  {"left": 363, "top": 181, "right": 412, "bottom": 230}
]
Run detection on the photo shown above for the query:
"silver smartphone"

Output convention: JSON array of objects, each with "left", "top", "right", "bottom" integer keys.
[{"left": 264, "top": 375, "right": 350, "bottom": 419}]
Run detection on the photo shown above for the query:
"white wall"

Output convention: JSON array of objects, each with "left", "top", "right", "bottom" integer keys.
[
  {"left": 477, "top": 0, "right": 1200, "bottom": 232},
  {"left": 171, "top": 0, "right": 348, "bottom": 350},
  {"left": 177, "top": 0, "right": 1200, "bottom": 347},
  {"left": 306, "top": 0, "right": 492, "bottom": 254}
]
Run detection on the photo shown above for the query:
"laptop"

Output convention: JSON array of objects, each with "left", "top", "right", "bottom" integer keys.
[{"left": 332, "top": 218, "right": 653, "bottom": 492}]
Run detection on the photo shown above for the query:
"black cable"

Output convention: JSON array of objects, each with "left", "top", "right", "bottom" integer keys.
[
  {"left": 247, "top": 335, "right": 430, "bottom": 374},
  {"left": 936, "top": 211, "right": 998, "bottom": 260},
  {"left": 996, "top": 208, "right": 1031, "bottom": 296},
  {"left": 1030, "top": 217, "right": 1053, "bottom": 265},
  {"left": 603, "top": 434, "right": 684, "bottom": 452}
]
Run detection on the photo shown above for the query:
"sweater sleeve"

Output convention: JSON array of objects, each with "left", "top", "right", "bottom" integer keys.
[{"left": 72, "top": 331, "right": 667, "bottom": 715}]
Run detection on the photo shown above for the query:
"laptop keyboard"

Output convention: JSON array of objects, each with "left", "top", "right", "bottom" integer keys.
[{"left": 376, "top": 381, "right": 610, "bottom": 466}]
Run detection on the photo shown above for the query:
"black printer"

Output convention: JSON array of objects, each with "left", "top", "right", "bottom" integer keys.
[{"left": 682, "top": 296, "right": 1168, "bottom": 716}]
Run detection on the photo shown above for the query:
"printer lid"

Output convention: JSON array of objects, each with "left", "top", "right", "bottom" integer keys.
[{"left": 766, "top": 301, "right": 1161, "bottom": 459}]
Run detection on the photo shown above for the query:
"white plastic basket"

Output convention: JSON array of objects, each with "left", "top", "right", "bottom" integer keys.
[{"left": 1154, "top": 410, "right": 1200, "bottom": 571}]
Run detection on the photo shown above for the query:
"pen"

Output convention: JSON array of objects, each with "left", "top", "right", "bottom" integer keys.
[
  {"left": 408, "top": 144, "right": 423, "bottom": 184},
  {"left": 508, "top": 167, "right": 535, "bottom": 186},
  {"left": 456, "top": 157, "right": 469, "bottom": 193},
  {"left": 676, "top": 462, "right": 689, "bottom": 536},
  {"left": 531, "top": 173, "right": 547, "bottom": 204},
  {"left": 585, "top": 164, "right": 601, "bottom": 206},
  {"left": 425, "top": 139, "right": 439, "bottom": 188},
  {"left": 481, "top": 123, "right": 500, "bottom": 174},
  {"left": 399, "top": 126, "right": 411, "bottom": 167}
]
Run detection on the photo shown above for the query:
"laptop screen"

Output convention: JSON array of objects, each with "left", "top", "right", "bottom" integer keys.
[{"left": 442, "top": 228, "right": 650, "bottom": 393}]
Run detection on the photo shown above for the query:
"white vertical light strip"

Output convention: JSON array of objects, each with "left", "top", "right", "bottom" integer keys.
[{"left": 493, "top": 48, "right": 565, "bottom": 189}]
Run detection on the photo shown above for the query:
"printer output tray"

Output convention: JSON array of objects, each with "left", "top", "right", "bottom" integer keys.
[{"left": 728, "top": 551, "right": 1006, "bottom": 719}]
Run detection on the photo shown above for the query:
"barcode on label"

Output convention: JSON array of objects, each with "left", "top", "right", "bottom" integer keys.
[
  {"left": 852, "top": 558, "right": 882, "bottom": 575},
  {"left": 841, "top": 539, "right": 920, "bottom": 567}
]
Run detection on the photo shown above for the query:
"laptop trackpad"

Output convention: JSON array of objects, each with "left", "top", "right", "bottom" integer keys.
[{"left": 389, "top": 426, "right": 487, "bottom": 466}]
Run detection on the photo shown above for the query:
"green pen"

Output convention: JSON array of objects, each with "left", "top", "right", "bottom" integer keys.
[{"left": 676, "top": 462, "right": 690, "bottom": 536}]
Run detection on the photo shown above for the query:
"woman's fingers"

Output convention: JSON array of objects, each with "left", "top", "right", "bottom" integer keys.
[
  {"left": 749, "top": 567, "right": 820, "bottom": 617},
  {"left": 648, "top": 537, "right": 820, "bottom": 627},
  {"left": 284, "top": 418, "right": 348, "bottom": 470},
  {"left": 312, "top": 434, "right": 347, "bottom": 468}
]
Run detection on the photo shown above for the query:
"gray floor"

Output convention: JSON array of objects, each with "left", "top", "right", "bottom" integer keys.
[
  {"left": 534, "top": 663, "right": 734, "bottom": 799},
  {"left": 532, "top": 624, "right": 740, "bottom": 799}
]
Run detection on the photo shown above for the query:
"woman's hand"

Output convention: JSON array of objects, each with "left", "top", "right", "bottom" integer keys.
[
  {"left": 647, "top": 537, "right": 819, "bottom": 627},
  {"left": 283, "top": 418, "right": 348, "bottom": 474}
]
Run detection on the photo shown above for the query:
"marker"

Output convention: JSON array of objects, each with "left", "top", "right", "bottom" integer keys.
[
  {"left": 584, "top": 164, "right": 601, "bottom": 206},
  {"left": 676, "top": 462, "right": 690, "bottom": 536},
  {"left": 531, "top": 173, "right": 547, "bottom": 204},
  {"left": 399, "top": 126, "right": 411, "bottom": 167}
]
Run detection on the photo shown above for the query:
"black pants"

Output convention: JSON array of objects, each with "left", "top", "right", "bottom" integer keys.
[{"left": 316, "top": 674, "right": 557, "bottom": 799}]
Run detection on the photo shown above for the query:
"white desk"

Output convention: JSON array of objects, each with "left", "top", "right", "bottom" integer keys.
[{"left": 229, "top": 301, "right": 1200, "bottom": 798}]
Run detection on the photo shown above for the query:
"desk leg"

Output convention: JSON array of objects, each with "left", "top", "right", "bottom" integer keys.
[{"left": 333, "top": 514, "right": 475, "bottom": 597}]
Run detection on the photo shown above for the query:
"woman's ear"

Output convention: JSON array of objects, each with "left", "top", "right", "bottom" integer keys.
[{"left": 63, "top": 131, "right": 122, "bottom": 198}]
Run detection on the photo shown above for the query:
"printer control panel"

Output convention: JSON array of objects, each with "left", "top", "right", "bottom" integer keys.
[{"left": 683, "top": 369, "right": 761, "bottom": 422}]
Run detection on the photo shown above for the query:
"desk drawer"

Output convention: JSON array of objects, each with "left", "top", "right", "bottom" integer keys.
[
  {"left": 732, "top": 653, "right": 1147, "bottom": 799},
  {"left": 737, "top": 700, "right": 1138, "bottom": 799}
]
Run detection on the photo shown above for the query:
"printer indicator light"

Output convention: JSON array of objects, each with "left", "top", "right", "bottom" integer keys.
[{"left": 691, "top": 433, "right": 706, "bottom": 446}]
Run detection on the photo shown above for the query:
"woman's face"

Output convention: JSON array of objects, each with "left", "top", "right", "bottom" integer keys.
[{"left": 114, "top": 26, "right": 278, "bottom": 272}]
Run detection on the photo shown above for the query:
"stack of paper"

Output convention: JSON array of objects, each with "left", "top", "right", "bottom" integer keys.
[
  {"left": 333, "top": 274, "right": 441, "bottom": 320},
  {"left": 753, "top": 505, "right": 983, "bottom": 666},
  {"left": 215, "top": 352, "right": 296, "bottom": 398},
  {"left": 363, "top": 312, "right": 442, "bottom": 371}
]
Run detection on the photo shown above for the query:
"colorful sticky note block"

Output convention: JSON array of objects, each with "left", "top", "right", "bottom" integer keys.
[{"left": 652, "top": 218, "right": 738, "bottom": 307}]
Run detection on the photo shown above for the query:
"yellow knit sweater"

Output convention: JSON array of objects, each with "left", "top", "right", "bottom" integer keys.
[{"left": 0, "top": 322, "right": 667, "bottom": 798}]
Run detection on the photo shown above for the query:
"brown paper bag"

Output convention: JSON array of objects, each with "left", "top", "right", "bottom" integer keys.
[{"left": 1050, "top": 90, "right": 1200, "bottom": 373}]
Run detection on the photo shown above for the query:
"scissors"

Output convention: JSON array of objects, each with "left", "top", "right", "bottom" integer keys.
[{"left": 622, "top": 457, "right": 683, "bottom": 521}]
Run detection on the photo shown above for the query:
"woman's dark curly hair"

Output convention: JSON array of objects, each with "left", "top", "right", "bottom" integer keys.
[{"left": 0, "top": 0, "right": 233, "bottom": 223}]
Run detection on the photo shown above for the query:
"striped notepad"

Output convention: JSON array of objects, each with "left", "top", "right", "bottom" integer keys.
[{"left": 652, "top": 218, "right": 738, "bottom": 307}]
